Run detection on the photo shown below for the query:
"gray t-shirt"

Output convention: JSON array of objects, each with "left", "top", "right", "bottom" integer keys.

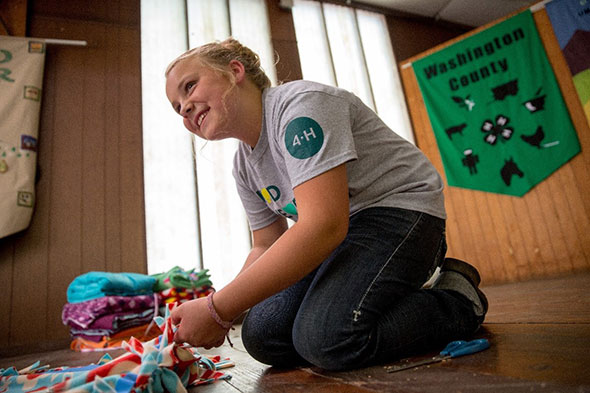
[{"left": 233, "top": 81, "right": 445, "bottom": 231}]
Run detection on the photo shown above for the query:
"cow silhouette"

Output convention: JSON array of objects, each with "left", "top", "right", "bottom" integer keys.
[{"left": 445, "top": 123, "right": 467, "bottom": 140}]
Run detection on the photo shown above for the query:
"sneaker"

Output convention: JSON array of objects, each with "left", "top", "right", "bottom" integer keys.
[
  {"left": 437, "top": 258, "right": 489, "bottom": 317},
  {"left": 441, "top": 258, "right": 481, "bottom": 287}
]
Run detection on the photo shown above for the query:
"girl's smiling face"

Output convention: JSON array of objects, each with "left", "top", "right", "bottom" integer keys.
[{"left": 166, "top": 58, "right": 237, "bottom": 141}]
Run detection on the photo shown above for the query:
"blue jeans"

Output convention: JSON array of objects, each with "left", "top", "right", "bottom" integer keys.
[{"left": 241, "top": 207, "right": 482, "bottom": 370}]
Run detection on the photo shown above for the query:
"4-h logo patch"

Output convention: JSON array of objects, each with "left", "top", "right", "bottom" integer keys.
[
  {"left": 285, "top": 117, "right": 324, "bottom": 159},
  {"left": 414, "top": 11, "right": 580, "bottom": 196}
]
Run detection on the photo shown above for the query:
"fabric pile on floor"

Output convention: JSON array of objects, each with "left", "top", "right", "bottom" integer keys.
[
  {"left": 0, "top": 305, "right": 233, "bottom": 392},
  {"left": 62, "top": 267, "right": 214, "bottom": 351},
  {"left": 152, "top": 266, "right": 214, "bottom": 307}
]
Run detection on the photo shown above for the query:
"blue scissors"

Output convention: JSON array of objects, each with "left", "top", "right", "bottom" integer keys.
[{"left": 386, "top": 338, "right": 490, "bottom": 373}]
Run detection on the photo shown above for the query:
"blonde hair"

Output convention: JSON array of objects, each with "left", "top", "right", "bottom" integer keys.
[{"left": 165, "top": 37, "right": 271, "bottom": 91}]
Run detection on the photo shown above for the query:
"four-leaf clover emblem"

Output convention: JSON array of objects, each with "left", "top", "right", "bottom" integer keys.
[{"left": 481, "top": 115, "right": 514, "bottom": 145}]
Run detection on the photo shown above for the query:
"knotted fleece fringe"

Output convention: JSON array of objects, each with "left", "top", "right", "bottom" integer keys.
[{"left": 0, "top": 304, "right": 233, "bottom": 393}]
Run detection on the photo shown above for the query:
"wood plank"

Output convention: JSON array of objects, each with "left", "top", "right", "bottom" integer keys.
[
  {"left": 104, "top": 22, "right": 123, "bottom": 273},
  {"left": 387, "top": 15, "right": 468, "bottom": 63},
  {"left": 0, "top": 237, "right": 14, "bottom": 346},
  {"left": 33, "top": 46, "right": 57, "bottom": 342},
  {"left": 0, "top": 0, "right": 27, "bottom": 36},
  {"left": 497, "top": 197, "right": 530, "bottom": 281},
  {"left": 456, "top": 189, "right": 491, "bottom": 280},
  {"left": 0, "top": 347, "right": 126, "bottom": 370},
  {"left": 529, "top": 184, "right": 570, "bottom": 275},
  {"left": 471, "top": 191, "right": 504, "bottom": 283},
  {"left": 516, "top": 190, "right": 554, "bottom": 277},
  {"left": 81, "top": 22, "right": 107, "bottom": 273},
  {"left": 479, "top": 324, "right": 590, "bottom": 387},
  {"left": 509, "top": 196, "right": 541, "bottom": 279},
  {"left": 266, "top": 0, "right": 303, "bottom": 84},
  {"left": 45, "top": 24, "right": 87, "bottom": 343},
  {"left": 28, "top": 0, "right": 131, "bottom": 26},
  {"left": 557, "top": 166, "right": 590, "bottom": 268},
  {"left": 544, "top": 171, "right": 584, "bottom": 272},
  {"left": 117, "top": 0, "right": 140, "bottom": 27},
  {"left": 313, "top": 325, "right": 590, "bottom": 392},
  {"left": 445, "top": 190, "right": 478, "bottom": 262},
  {"left": 555, "top": 166, "right": 590, "bottom": 265},
  {"left": 10, "top": 207, "right": 51, "bottom": 345},
  {"left": 566, "top": 152, "right": 590, "bottom": 230},
  {"left": 118, "top": 25, "right": 146, "bottom": 274},
  {"left": 483, "top": 273, "right": 590, "bottom": 324},
  {"left": 483, "top": 195, "right": 517, "bottom": 282},
  {"left": 442, "top": 184, "right": 484, "bottom": 274}
]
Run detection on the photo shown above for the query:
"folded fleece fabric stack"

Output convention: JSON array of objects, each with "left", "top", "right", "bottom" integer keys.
[
  {"left": 62, "top": 272, "right": 161, "bottom": 352},
  {"left": 152, "top": 266, "right": 214, "bottom": 306},
  {"left": 62, "top": 267, "right": 215, "bottom": 352}
]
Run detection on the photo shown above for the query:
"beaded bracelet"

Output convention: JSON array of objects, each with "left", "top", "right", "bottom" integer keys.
[{"left": 206, "top": 292, "right": 233, "bottom": 330}]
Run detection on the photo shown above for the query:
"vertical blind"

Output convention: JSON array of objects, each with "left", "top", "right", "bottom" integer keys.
[
  {"left": 141, "top": 0, "right": 275, "bottom": 288},
  {"left": 292, "top": 0, "right": 414, "bottom": 143},
  {"left": 141, "top": 1, "right": 202, "bottom": 277}
]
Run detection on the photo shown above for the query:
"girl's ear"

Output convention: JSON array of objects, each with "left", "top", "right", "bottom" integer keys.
[{"left": 229, "top": 59, "right": 246, "bottom": 84}]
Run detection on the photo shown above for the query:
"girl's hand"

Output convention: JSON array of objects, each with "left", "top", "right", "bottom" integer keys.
[{"left": 170, "top": 297, "right": 228, "bottom": 349}]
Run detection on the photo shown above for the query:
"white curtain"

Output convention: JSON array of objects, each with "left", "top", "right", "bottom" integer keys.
[
  {"left": 292, "top": 0, "right": 415, "bottom": 143},
  {"left": 141, "top": 0, "right": 275, "bottom": 289},
  {"left": 0, "top": 36, "right": 46, "bottom": 239},
  {"left": 141, "top": 1, "right": 202, "bottom": 276}
]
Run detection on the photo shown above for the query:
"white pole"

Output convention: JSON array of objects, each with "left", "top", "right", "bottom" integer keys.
[{"left": 41, "top": 38, "right": 88, "bottom": 46}]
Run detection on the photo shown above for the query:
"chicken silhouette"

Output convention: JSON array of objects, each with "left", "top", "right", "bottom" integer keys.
[{"left": 521, "top": 126, "right": 545, "bottom": 149}]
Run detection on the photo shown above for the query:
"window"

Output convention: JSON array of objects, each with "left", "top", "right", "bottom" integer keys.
[
  {"left": 141, "top": 1, "right": 201, "bottom": 277},
  {"left": 292, "top": 0, "right": 414, "bottom": 143},
  {"left": 141, "top": 0, "right": 275, "bottom": 288}
]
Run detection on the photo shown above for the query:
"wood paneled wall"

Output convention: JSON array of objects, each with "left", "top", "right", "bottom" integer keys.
[
  {"left": 0, "top": 0, "right": 27, "bottom": 35},
  {"left": 267, "top": 0, "right": 303, "bottom": 83},
  {"left": 400, "top": 9, "right": 590, "bottom": 285},
  {"left": 0, "top": 0, "right": 145, "bottom": 355},
  {"left": 386, "top": 15, "right": 468, "bottom": 62}
]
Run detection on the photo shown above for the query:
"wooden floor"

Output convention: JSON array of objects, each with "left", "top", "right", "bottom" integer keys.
[{"left": 1, "top": 274, "right": 589, "bottom": 392}]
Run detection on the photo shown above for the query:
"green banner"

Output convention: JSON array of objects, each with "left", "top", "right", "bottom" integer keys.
[{"left": 414, "top": 11, "right": 580, "bottom": 196}]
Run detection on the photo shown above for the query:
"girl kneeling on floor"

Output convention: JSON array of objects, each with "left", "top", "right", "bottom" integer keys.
[{"left": 165, "top": 38, "right": 487, "bottom": 371}]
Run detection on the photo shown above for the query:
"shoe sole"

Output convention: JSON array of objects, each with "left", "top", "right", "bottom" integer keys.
[
  {"left": 441, "top": 258, "right": 488, "bottom": 314},
  {"left": 441, "top": 258, "right": 481, "bottom": 287}
]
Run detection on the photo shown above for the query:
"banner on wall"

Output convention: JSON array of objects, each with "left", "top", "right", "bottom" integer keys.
[
  {"left": 0, "top": 36, "right": 46, "bottom": 238},
  {"left": 413, "top": 11, "right": 580, "bottom": 197},
  {"left": 546, "top": 0, "right": 590, "bottom": 125}
]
